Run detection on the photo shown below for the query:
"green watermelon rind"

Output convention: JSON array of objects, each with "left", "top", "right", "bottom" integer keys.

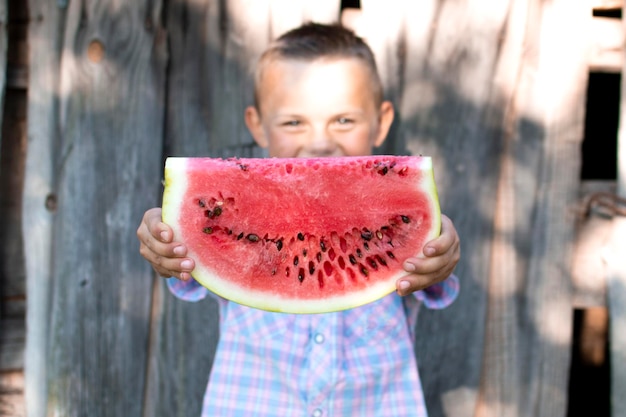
[{"left": 162, "top": 156, "right": 441, "bottom": 314}]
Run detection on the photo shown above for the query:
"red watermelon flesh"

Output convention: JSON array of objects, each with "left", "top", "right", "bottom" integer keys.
[{"left": 162, "top": 156, "right": 441, "bottom": 314}]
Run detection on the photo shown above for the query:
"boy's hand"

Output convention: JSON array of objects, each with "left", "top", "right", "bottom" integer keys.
[
  {"left": 137, "top": 207, "right": 195, "bottom": 281},
  {"left": 396, "top": 215, "right": 460, "bottom": 296}
]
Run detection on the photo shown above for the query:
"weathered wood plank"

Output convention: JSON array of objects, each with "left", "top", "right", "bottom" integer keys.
[
  {"left": 608, "top": 2, "right": 626, "bottom": 413},
  {"left": 23, "top": 0, "right": 64, "bottom": 415},
  {"left": 475, "top": 0, "right": 534, "bottom": 414},
  {"left": 0, "top": 0, "right": 7, "bottom": 135},
  {"left": 146, "top": 1, "right": 269, "bottom": 414},
  {"left": 24, "top": 1, "right": 168, "bottom": 416},
  {"left": 359, "top": 1, "right": 511, "bottom": 415},
  {"left": 589, "top": 16, "right": 623, "bottom": 73},
  {"left": 0, "top": 65, "right": 27, "bottom": 375},
  {"left": 511, "top": 0, "right": 587, "bottom": 415},
  {"left": 147, "top": 1, "right": 341, "bottom": 415},
  {"left": 592, "top": 0, "right": 622, "bottom": 10},
  {"left": 607, "top": 217, "right": 626, "bottom": 416},
  {"left": 0, "top": 318, "right": 24, "bottom": 370},
  {"left": 0, "top": 1, "right": 29, "bottom": 377},
  {"left": 268, "top": 0, "right": 339, "bottom": 39},
  {"left": 474, "top": 0, "right": 587, "bottom": 415}
]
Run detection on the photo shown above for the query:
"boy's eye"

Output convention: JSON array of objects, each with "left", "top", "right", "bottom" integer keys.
[
  {"left": 282, "top": 120, "right": 301, "bottom": 127},
  {"left": 337, "top": 117, "right": 353, "bottom": 124}
]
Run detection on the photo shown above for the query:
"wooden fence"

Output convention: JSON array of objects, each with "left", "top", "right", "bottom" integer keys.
[{"left": 1, "top": 0, "right": 625, "bottom": 416}]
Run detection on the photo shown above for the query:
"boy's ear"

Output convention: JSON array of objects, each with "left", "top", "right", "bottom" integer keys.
[
  {"left": 244, "top": 106, "right": 268, "bottom": 148},
  {"left": 373, "top": 100, "right": 395, "bottom": 148}
]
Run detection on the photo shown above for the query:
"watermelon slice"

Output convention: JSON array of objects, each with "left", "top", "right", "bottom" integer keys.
[{"left": 162, "top": 156, "right": 441, "bottom": 314}]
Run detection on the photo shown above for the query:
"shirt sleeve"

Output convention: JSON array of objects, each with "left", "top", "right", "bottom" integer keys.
[
  {"left": 166, "top": 277, "right": 210, "bottom": 302},
  {"left": 412, "top": 273, "right": 459, "bottom": 310}
]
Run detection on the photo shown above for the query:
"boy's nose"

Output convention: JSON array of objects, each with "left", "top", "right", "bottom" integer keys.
[{"left": 304, "top": 129, "right": 340, "bottom": 157}]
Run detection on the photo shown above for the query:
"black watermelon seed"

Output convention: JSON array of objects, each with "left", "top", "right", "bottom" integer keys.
[
  {"left": 349, "top": 254, "right": 357, "bottom": 265},
  {"left": 363, "top": 242, "right": 370, "bottom": 251},
  {"left": 356, "top": 248, "right": 363, "bottom": 258},
  {"left": 247, "top": 234, "right": 259, "bottom": 242},
  {"left": 376, "top": 255, "right": 387, "bottom": 267},
  {"left": 401, "top": 215, "right": 410, "bottom": 224},
  {"left": 359, "top": 264, "right": 369, "bottom": 277},
  {"left": 361, "top": 229, "right": 373, "bottom": 241},
  {"left": 320, "top": 240, "right": 327, "bottom": 252},
  {"left": 293, "top": 256, "right": 299, "bottom": 266},
  {"left": 367, "top": 257, "right": 378, "bottom": 269},
  {"left": 317, "top": 252, "right": 323, "bottom": 263},
  {"left": 297, "top": 232, "right": 305, "bottom": 241},
  {"left": 309, "top": 261, "right": 315, "bottom": 275},
  {"left": 237, "top": 232, "right": 244, "bottom": 240},
  {"left": 386, "top": 251, "right": 395, "bottom": 259},
  {"left": 276, "top": 239, "right": 283, "bottom": 251},
  {"left": 298, "top": 268, "right": 305, "bottom": 283},
  {"left": 302, "top": 248, "right": 308, "bottom": 257},
  {"left": 212, "top": 206, "right": 222, "bottom": 217},
  {"left": 198, "top": 199, "right": 206, "bottom": 208},
  {"left": 202, "top": 227, "right": 213, "bottom": 234}
]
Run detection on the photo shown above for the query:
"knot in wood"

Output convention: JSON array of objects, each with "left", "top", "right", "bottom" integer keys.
[
  {"left": 45, "top": 193, "right": 57, "bottom": 212},
  {"left": 87, "top": 40, "right": 105, "bottom": 63}
]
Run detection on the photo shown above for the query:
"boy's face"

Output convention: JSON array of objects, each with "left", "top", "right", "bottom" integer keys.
[{"left": 245, "top": 58, "right": 394, "bottom": 158}]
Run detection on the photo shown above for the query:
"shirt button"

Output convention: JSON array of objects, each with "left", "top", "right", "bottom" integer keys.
[
  {"left": 314, "top": 333, "right": 325, "bottom": 344},
  {"left": 312, "top": 409, "right": 323, "bottom": 417}
]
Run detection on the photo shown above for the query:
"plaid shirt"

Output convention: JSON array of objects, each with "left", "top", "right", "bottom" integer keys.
[{"left": 167, "top": 275, "right": 459, "bottom": 417}]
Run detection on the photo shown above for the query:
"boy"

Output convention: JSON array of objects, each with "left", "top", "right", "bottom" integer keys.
[{"left": 138, "top": 22, "right": 460, "bottom": 416}]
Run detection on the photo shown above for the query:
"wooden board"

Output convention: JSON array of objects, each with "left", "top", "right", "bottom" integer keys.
[
  {"left": 480, "top": 0, "right": 588, "bottom": 416},
  {"left": 145, "top": 1, "right": 340, "bottom": 415},
  {"left": 608, "top": 2, "right": 626, "bottom": 413},
  {"left": 24, "top": 1, "right": 167, "bottom": 415},
  {"left": 357, "top": 1, "right": 514, "bottom": 415},
  {"left": 0, "top": 0, "right": 26, "bottom": 373},
  {"left": 589, "top": 16, "right": 623, "bottom": 73},
  {"left": 22, "top": 0, "right": 61, "bottom": 415}
]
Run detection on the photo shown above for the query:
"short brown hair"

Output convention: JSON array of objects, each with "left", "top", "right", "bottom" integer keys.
[{"left": 253, "top": 22, "right": 383, "bottom": 109}]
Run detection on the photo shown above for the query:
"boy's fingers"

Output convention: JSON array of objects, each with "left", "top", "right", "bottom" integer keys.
[
  {"left": 396, "top": 272, "right": 443, "bottom": 295},
  {"left": 403, "top": 255, "right": 447, "bottom": 275},
  {"left": 144, "top": 207, "right": 172, "bottom": 243},
  {"left": 142, "top": 249, "right": 195, "bottom": 280},
  {"left": 137, "top": 207, "right": 195, "bottom": 280},
  {"left": 396, "top": 259, "right": 451, "bottom": 295},
  {"left": 423, "top": 215, "right": 456, "bottom": 256}
]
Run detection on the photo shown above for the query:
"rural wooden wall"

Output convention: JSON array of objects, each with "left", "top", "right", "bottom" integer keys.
[{"left": 0, "top": 0, "right": 621, "bottom": 416}]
